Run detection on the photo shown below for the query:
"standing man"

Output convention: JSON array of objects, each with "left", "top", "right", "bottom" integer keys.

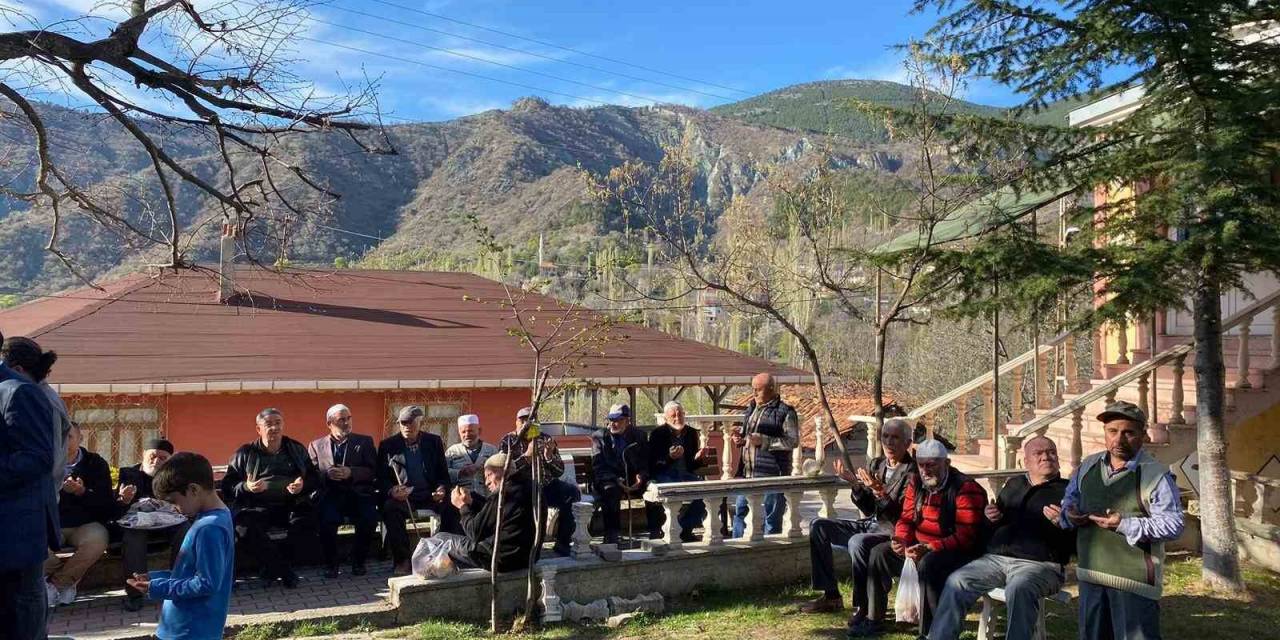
[
  {"left": 221, "top": 408, "right": 318, "bottom": 589},
  {"left": 859, "top": 440, "right": 987, "bottom": 638},
  {"left": 797, "top": 418, "right": 916, "bottom": 630},
  {"left": 731, "top": 372, "right": 799, "bottom": 538},
  {"left": 0, "top": 336, "right": 58, "bottom": 638},
  {"left": 1058, "top": 401, "right": 1184, "bottom": 640},
  {"left": 46, "top": 422, "right": 114, "bottom": 607},
  {"left": 500, "top": 407, "right": 581, "bottom": 556},
  {"left": 928, "top": 435, "right": 1075, "bottom": 640},
  {"left": 646, "top": 401, "right": 709, "bottom": 542},
  {"left": 447, "top": 414, "right": 498, "bottom": 496},
  {"left": 117, "top": 438, "right": 188, "bottom": 612},
  {"left": 2, "top": 337, "right": 70, "bottom": 484},
  {"left": 378, "top": 405, "right": 458, "bottom": 575},
  {"left": 590, "top": 403, "right": 655, "bottom": 544},
  {"left": 307, "top": 404, "right": 378, "bottom": 579}
]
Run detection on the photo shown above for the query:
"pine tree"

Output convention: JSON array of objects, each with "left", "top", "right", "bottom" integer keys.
[{"left": 912, "top": 0, "right": 1280, "bottom": 591}]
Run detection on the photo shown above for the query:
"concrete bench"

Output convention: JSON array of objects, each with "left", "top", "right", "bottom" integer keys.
[{"left": 977, "top": 587, "right": 1072, "bottom": 640}]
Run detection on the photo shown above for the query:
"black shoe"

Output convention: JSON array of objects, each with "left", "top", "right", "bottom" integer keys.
[
  {"left": 123, "top": 596, "right": 145, "bottom": 612},
  {"left": 679, "top": 531, "right": 700, "bottom": 543},
  {"left": 648, "top": 530, "right": 664, "bottom": 540},
  {"left": 551, "top": 545, "right": 572, "bottom": 558},
  {"left": 603, "top": 533, "right": 620, "bottom": 545},
  {"left": 324, "top": 564, "right": 339, "bottom": 579},
  {"left": 281, "top": 569, "right": 300, "bottom": 589},
  {"left": 847, "top": 618, "right": 883, "bottom": 638},
  {"left": 846, "top": 611, "right": 867, "bottom": 628},
  {"left": 352, "top": 562, "right": 367, "bottom": 576}
]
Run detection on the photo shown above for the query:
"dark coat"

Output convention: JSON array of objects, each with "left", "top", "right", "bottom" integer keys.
[
  {"left": 589, "top": 426, "right": 649, "bottom": 491},
  {"left": 0, "top": 362, "right": 59, "bottom": 568},
  {"left": 60, "top": 446, "right": 115, "bottom": 529},
  {"left": 376, "top": 432, "right": 452, "bottom": 501},
  {"left": 646, "top": 422, "right": 703, "bottom": 479},
  {"left": 307, "top": 433, "right": 378, "bottom": 498},
  {"left": 461, "top": 477, "right": 535, "bottom": 572},
  {"left": 849, "top": 454, "right": 915, "bottom": 526},
  {"left": 220, "top": 436, "right": 319, "bottom": 511}
]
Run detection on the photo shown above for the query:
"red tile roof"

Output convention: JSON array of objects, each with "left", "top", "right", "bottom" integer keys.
[
  {"left": 730, "top": 382, "right": 898, "bottom": 449},
  {"left": 0, "top": 268, "right": 810, "bottom": 390}
]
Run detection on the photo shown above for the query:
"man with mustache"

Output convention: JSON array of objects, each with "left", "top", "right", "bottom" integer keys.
[{"left": 307, "top": 404, "right": 378, "bottom": 579}]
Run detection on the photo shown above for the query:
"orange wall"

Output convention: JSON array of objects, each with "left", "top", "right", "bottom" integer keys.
[{"left": 142, "top": 388, "right": 530, "bottom": 464}]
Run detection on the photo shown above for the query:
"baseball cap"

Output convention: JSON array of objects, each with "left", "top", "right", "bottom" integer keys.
[
  {"left": 1097, "top": 400, "right": 1147, "bottom": 426},
  {"left": 397, "top": 405, "right": 425, "bottom": 423},
  {"left": 516, "top": 406, "right": 534, "bottom": 420},
  {"left": 915, "top": 439, "right": 950, "bottom": 460},
  {"left": 606, "top": 403, "right": 631, "bottom": 420},
  {"left": 457, "top": 414, "right": 480, "bottom": 427}
]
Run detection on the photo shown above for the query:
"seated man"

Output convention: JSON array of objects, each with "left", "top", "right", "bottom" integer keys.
[
  {"left": 378, "top": 405, "right": 459, "bottom": 575},
  {"left": 307, "top": 404, "right": 378, "bottom": 579},
  {"left": 499, "top": 407, "right": 581, "bottom": 556},
  {"left": 859, "top": 440, "right": 987, "bottom": 638},
  {"left": 590, "top": 403, "right": 657, "bottom": 543},
  {"left": 798, "top": 418, "right": 916, "bottom": 628},
  {"left": 45, "top": 423, "right": 113, "bottom": 607},
  {"left": 446, "top": 414, "right": 498, "bottom": 496},
  {"left": 928, "top": 436, "right": 1074, "bottom": 640},
  {"left": 116, "top": 438, "right": 188, "bottom": 611},
  {"left": 646, "top": 401, "right": 709, "bottom": 542},
  {"left": 437, "top": 452, "right": 536, "bottom": 572},
  {"left": 221, "top": 408, "right": 318, "bottom": 588}
]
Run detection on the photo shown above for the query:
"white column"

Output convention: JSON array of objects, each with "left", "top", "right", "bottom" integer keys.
[
  {"left": 819, "top": 488, "right": 837, "bottom": 519},
  {"left": 814, "top": 417, "right": 826, "bottom": 471},
  {"left": 745, "top": 494, "right": 766, "bottom": 542},
  {"left": 571, "top": 501, "right": 595, "bottom": 560},
  {"left": 784, "top": 491, "right": 804, "bottom": 538},
  {"left": 540, "top": 567, "right": 562, "bottom": 623},
  {"left": 662, "top": 500, "right": 685, "bottom": 550},
  {"left": 1238, "top": 316, "right": 1254, "bottom": 389},
  {"left": 720, "top": 425, "right": 735, "bottom": 481},
  {"left": 703, "top": 495, "right": 725, "bottom": 546}
]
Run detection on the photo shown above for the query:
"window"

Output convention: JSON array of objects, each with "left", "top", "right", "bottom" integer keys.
[
  {"left": 65, "top": 396, "right": 165, "bottom": 468},
  {"left": 384, "top": 393, "right": 469, "bottom": 446}
]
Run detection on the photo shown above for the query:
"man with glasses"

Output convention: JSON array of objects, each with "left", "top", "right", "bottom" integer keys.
[
  {"left": 307, "top": 404, "right": 378, "bottom": 579},
  {"left": 499, "top": 407, "right": 581, "bottom": 557}
]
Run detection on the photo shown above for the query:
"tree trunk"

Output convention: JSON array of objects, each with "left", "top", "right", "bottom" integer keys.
[
  {"left": 870, "top": 325, "right": 888, "bottom": 460},
  {"left": 1191, "top": 273, "right": 1244, "bottom": 591}
]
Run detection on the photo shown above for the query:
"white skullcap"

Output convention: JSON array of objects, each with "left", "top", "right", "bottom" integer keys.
[
  {"left": 457, "top": 414, "right": 480, "bottom": 427},
  {"left": 325, "top": 404, "right": 350, "bottom": 421},
  {"left": 915, "top": 439, "right": 949, "bottom": 460}
]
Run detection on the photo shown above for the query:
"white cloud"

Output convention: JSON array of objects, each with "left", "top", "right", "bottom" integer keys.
[{"left": 823, "top": 54, "right": 912, "bottom": 85}]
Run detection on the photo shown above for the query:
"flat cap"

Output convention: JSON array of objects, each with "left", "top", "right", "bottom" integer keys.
[
  {"left": 1097, "top": 400, "right": 1147, "bottom": 426},
  {"left": 397, "top": 405, "right": 425, "bottom": 423}
]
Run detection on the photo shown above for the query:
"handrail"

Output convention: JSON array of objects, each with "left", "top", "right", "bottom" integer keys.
[
  {"left": 1230, "top": 470, "right": 1280, "bottom": 488},
  {"left": 907, "top": 329, "right": 1072, "bottom": 419},
  {"left": 1224, "top": 288, "right": 1280, "bottom": 331}
]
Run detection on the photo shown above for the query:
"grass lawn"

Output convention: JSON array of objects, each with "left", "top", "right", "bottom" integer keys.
[{"left": 237, "top": 554, "right": 1280, "bottom": 640}]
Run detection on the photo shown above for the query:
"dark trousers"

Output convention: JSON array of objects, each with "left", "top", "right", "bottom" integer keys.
[
  {"left": 542, "top": 479, "right": 581, "bottom": 552},
  {"left": 593, "top": 483, "right": 660, "bottom": 542},
  {"left": 1079, "top": 581, "right": 1162, "bottom": 640},
  {"left": 316, "top": 490, "right": 378, "bottom": 567},
  {"left": 651, "top": 470, "right": 707, "bottom": 536},
  {"left": 233, "top": 504, "right": 314, "bottom": 578},
  {"left": 382, "top": 497, "right": 461, "bottom": 564},
  {"left": 868, "top": 540, "right": 978, "bottom": 634},
  {"left": 122, "top": 522, "right": 189, "bottom": 598},
  {"left": 808, "top": 518, "right": 889, "bottom": 613},
  {"left": 0, "top": 562, "right": 47, "bottom": 640}
]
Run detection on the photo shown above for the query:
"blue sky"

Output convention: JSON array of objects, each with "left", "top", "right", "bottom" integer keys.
[{"left": 5, "top": 0, "right": 1024, "bottom": 122}]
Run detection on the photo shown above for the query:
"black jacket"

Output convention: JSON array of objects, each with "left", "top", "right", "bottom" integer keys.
[
  {"left": 307, "top": 433, "right": 379, "bottom": 498},
  {"left": 377, "top": 432, "right": 452, "bottom": 501},
  {"left": 646, "top": 422, "right": 703, "bottom": 479},
  {"left": 988, "top": 474, "right": 1075, "bottom": 565},
  {"left": 221, "top": 437, "right": 319, "bottom": 510},
  {"left": 115, "top": 464, "right": 158, "bottom": 518},
  {"left": 849, "top": 454, "right": 915, "bottom": 526},
  {"left": 590, "top": 426, "right": 649, "bottom": 491},
  {"left": 461, "top": 477, "right": 535, "bottom": 572},
  {"left": 59, "top": 447, "right": 115, "bottom": 528}
]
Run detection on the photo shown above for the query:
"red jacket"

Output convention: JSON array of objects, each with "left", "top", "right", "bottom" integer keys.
[{"left": 895, "top": 471, "right": 987, "bottom": 553}]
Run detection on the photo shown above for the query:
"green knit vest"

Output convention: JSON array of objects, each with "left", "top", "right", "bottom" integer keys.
[{"left": 1076, "top": 456, "right": 1165, "bottom": 600}]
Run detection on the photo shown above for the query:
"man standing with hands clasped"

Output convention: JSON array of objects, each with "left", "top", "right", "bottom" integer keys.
[{"left": 1057, "top": 401, "right": 1183, "bottom": 640}]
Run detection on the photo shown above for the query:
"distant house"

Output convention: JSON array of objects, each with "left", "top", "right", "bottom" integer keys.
[{"left": 0, "top": 267, "right": 809, "bottom": 467}]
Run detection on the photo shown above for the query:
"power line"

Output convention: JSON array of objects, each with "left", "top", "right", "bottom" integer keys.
[
  {"left": 310, "top": 19, "right": 677, "bottom": 106},
  {"left": 296, "top": 37, "right": 607, "bottom": 106},
  {"left": 360, "top": 0, "right": 750, "bottom": 97},
  {"left": 324, "top": 4, "right": 738, "bottom": 103}
]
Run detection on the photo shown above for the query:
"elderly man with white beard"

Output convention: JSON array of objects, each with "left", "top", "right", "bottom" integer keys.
[{"left": 116, "top": 438, "right": 186, "bottom": 611}]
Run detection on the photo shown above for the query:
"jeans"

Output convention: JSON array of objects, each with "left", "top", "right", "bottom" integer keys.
[
  {"left": 542, "top": 479, "right": 581, "bottom": 552},
  {"left": 1079, "top": 581, "right": 1163, "bottom": 640},
  {"left": 44, "top": 522, "right": 109, "bottom": 588},
  {"left": 928, "top": 554, "right": 1065, "bottom": 640},
  {"left": 122, "top": 522, "right": 189, "bottom": 599},
  {"left": 651, "top": 470, "right": 707, "bottom": 535},
  {"left": 807, "top": 517, "right": 889, "bottom": 615},
  {"left": 232, "top": 503, "right": 314, "bottom": 578},
  {"left": 316, "top": 490, "right": 378, "bottom": 567},
  {"left": 731, "top": 492, "right": 785, "bottom": 538},
  {"left": 0, "top": 562, "right": 47, "bottom": 640}
]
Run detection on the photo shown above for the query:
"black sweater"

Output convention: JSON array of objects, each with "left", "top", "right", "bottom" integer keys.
[
  {"left": 60, "top": 447, "right": 115, "bottom": 528},
  {"left": 988, "top": 475, "right": 1076, "bottom": 565},
  {"left": 647, "top": 423, "right": 703, "bottom": 478},
  {"left": 461, "top": 477, "right": 535, "bottom": 572}
]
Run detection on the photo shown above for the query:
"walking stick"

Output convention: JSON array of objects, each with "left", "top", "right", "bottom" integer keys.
[{"left": 388, "top": 458, "right": 424, "bottom": 545}]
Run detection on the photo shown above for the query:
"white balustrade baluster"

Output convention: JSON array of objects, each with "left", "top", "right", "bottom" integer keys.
[
  {"left": 1070, "top": 406, "right": 1085, "bottom": 471},
  {"left": 1238, "top": 315, "right": 1254, "bottom": 389},
  {"left": 745, "top": 494, "right": 766, "bottom": 542},
  {"left": 819, "top": 487, "right": 837, "bottom": 520},
  {"left": 1170, "top": 353, "right": 1187, "bottom": 425},
  {"left": 703, "top": 496, "right": 725, "bottom": 546},
  {"left": 784, "top": 491, "right": 804, "bottom": 538},
  {"left": 663, "top": 500, "right": 686, "bottom": 550}
]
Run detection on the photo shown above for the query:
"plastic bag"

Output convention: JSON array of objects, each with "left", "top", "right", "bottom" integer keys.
[
  {"left": 411, "top": 537, "right": 457, "bottom": 579},
  {"left": 894, "top": 558, "right": 921, "bottom": 624}
]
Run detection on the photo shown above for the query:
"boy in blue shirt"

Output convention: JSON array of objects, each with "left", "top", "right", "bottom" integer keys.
[{"left": 126, "top": 452, "right": 234, "bottom": 640}]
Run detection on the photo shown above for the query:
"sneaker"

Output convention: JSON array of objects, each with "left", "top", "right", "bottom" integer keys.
[
  {"left": 797, "top": 595, "right": 844, "bottom": 614},
  {"left": 56, "top": 584, "right": 77, "bottom": 606},
  {"left": 45, "top": 581, "right": 58, "bottom": 608},
  {"left": 123, "top": 596, "right": 145, "bottom": 612}
]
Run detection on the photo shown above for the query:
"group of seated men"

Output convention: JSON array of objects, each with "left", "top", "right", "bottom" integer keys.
[{"left": 797, "top": 401, "right": 1185, "bottom": 640}]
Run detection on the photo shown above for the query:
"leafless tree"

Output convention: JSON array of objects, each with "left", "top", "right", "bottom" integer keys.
[{"left": 0, "top": 0, "right": 391, "bottom": 284}]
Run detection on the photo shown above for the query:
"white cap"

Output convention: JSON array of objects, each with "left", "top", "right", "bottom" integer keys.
[
  {"left": 457, "top": 414, "right": 480, "bottom": 427},
  {"left": 915, "top": 439, "right": 949, "bottom": 460}
]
